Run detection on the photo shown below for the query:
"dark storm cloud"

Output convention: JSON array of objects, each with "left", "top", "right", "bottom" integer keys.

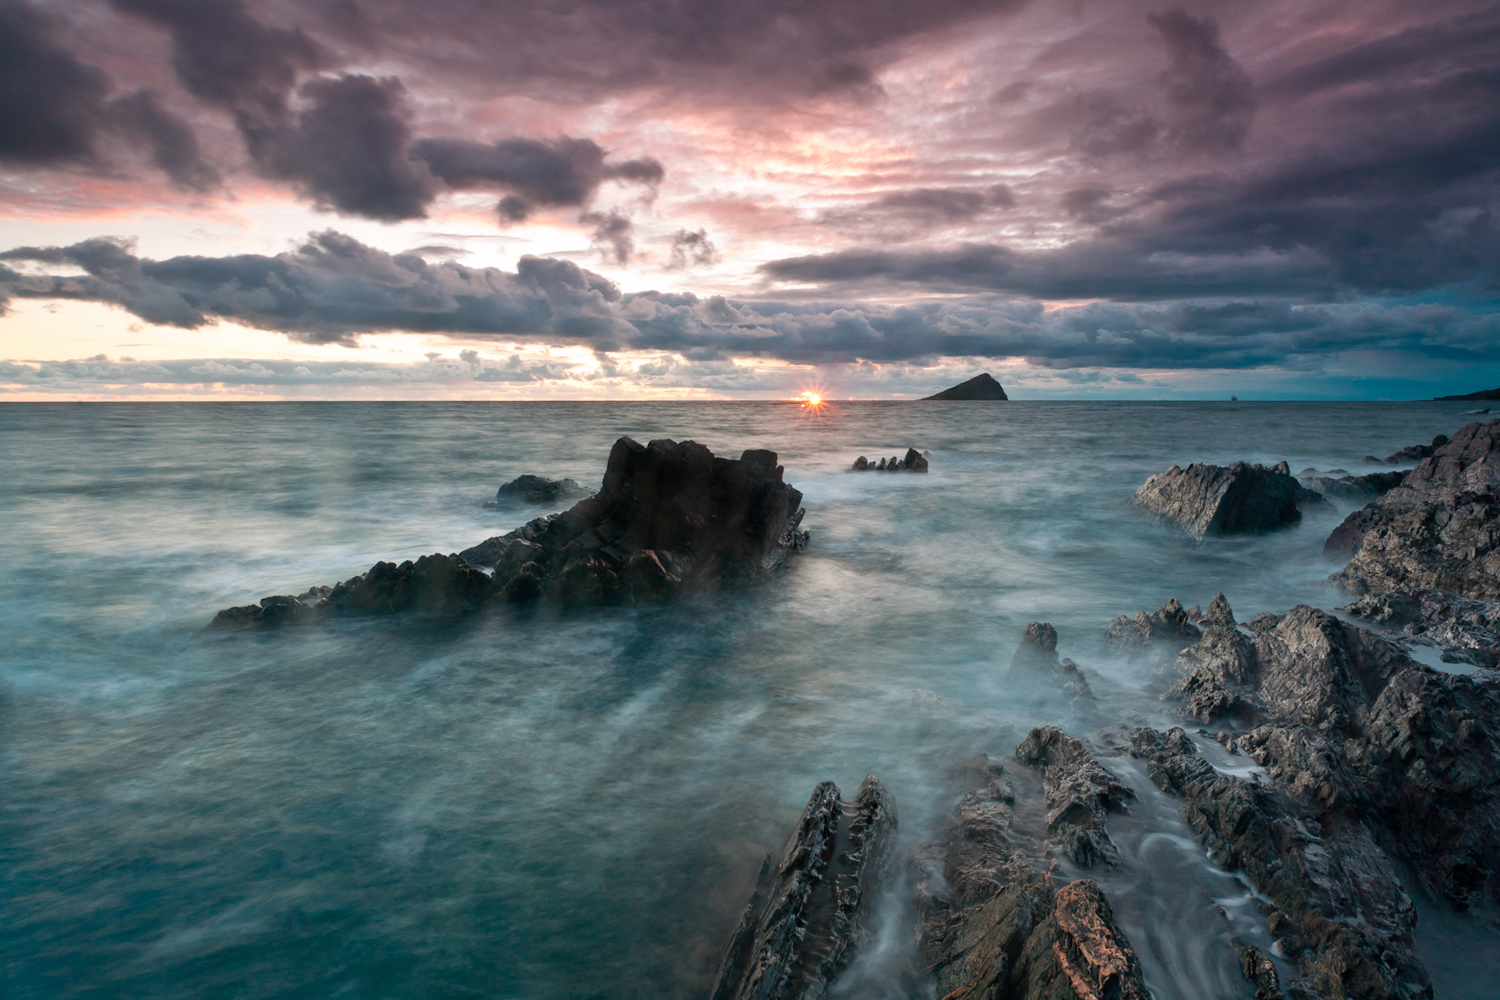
[
  {"left": 0, "top": 0, "right": 217, "bottom": 186},
  {"left": 413, "top": 137, "right": 664, "bottom": 223},
  {"left": 1146, "top": 9, "right": 1255, "bottom": 152},
  {"left": 4, "top": 230, "right": 1497, "bottom": 371},
  {"left": 581, "top": 210, "right": 635, "bottom": 265},
  {"left": 0, "top": 0, "right": 111, "bottom": 164},
  {"left": 246, "top": 75, "right": 435, "bottom": 220}
]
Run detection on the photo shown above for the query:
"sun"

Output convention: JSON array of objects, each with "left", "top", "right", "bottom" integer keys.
[{"left": 801, "top": 391, "right": 822, "bottom": 406}]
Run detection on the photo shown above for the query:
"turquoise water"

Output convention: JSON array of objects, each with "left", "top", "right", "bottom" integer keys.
[{"left": 0, "top": 400, "right": 1491, "bottom": 998}]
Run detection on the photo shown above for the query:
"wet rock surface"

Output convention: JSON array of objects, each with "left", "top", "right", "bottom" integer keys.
[
  {"left": 1105, "top": 598, "right": 1202, "bottom": 652},
  {"left": 708, "top": 777, "right": 895, "bottom": 1000},
  {"left": 1344, "top": 587, "right": 1500, "bottom": 667},
  {"left": 1327, "top": 421, "right": 1500, "bottom": 599},
  {"left": 1014, "top": 726, "right": 1132, "bottom": 867},
  {"left": 851, "top": 448, "right": 928, "bottom": 472},
  {"left": 1132, "top": 460, "right": 1317, "bottom": 537},
  {"left": 484, "top": 473, "right": 594, "bottom": 506},
  {"left": 1128, "top": 726, "right": 1429, "bottom": 1000},
  {"left": 1008, "top": 622, "right": 1093, "bottom": 701},
  {"left": 1296, "top": 469, "right": 1407, "bottom": 501},
  {"left": 211, "top": 436, "right": 810, "bottom": 624},
  {"left": 1163, "top": 602, "right": 1500, "bottom": 910}
]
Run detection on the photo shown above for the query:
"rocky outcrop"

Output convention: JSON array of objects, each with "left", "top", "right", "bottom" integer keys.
[
  {"left": 1297, "top": 469, "right": 1406, "bottom": 501},
  {"left": 1328, "top": 421, "right": 1500, "bottom": 599},
  {"left": 484, "top": 474, "right": 593, "bottom": 506},
  {"left": 851, "top": 448, "right": 928, "bottom": 472},
  {"left": 920, "top": 372, "right": 1009, "bottom": 400},
  {"left": 1170, "top": 596, "right": 1259, "bottom": 723},
  {"left": 1344, "top": 588, "right": 1500, "bottom": 667},
  {"left": 211, "top": 437, "right": 810, "bottom": 624},
  {"left": 1371, "top": 434, "right": 1450, "bottom": 466},
  {"left": 1008, "top": 622, "right": 1093, "bottom": 700},
  {"left": 1437, "top": 388, "right": 1500, "bottom": 401},
  {"left": 1163, "top": 603, "right": 1500, "bottom": 908},
  {"left": 1128, "top": 727, "right": 1429, "bottom": 1000},
  {"left": 1014, "top": 727, "right": 1133, "bottom": 867},
  {"left": 709, "top": 777, "right": 896, "bottom": 1000},
  {"left": 1131, "top": 461, "right": 1318, "bottom": 537},
  {"left": 1105, "top": 598, "right": 1201, "bottom": 649}
]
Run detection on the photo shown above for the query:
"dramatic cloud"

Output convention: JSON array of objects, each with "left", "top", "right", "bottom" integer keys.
[
  {"left": 414, "top": 137, "right": 664, "bottom": 223},
  {"left": 1147, "top": 9, "right": 1256, "bottom": 153},
  {"left": 4, "top": 231, "right": 1497, "bottom": 373}
]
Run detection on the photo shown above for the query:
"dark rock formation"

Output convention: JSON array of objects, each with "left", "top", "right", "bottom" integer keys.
[
  {"left": 1297, "top": 470, "right": 1407, "bottom": 501},
  {"left": 1014, "top": 726, "right": 1133, "bottom": 867},
  {"left": 1437, "top": 388, "right": 1500, "bottom": 401},
  {"left": 1327, "top": 421, "right": 1500, "bottom": 599},
  {"left": 851, "top": 448, "right": 928, "bottom": 472},
  {"left": 709, "top": 777, "right": 896, "bottom": 1000},
  {"left": 1164, "top": 603, "right": 1500, "bottom": 909},
  {"left": 484, "top": 474, "right": 594, "bottom": 506},
  {"left": 1131, "top": 461, "right": 1318, "bottom": 537},
  {"left": 1008, "top": 622, "right": 1093, "bottom": 701},
  {"left": 920, "top": 372, "right": 1009, "bottom": 400},
  {"left": 211, "top": 437, "right": 810, "bottom": 624},
  {"left": 1170, "top": 596, "right": 1259, "bottom": 723},
  {"left": 1106, "top": 598, "right": 1202, "bottom": 648},
  {"left": 1240, "top": 945, "right": 1284, "bottom": 1000},
  {"left": 1378, "top": 434, "right": 1450, "bottom": 465},
  {"left": 1128, "top": 726, "right": 1430, "bottom": 1000},
  {"left": 1344, "top": 588, "right": 1500, "bottom": 667}
]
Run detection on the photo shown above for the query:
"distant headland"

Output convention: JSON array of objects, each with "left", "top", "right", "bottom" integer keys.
[
  {"left": 1436, "top": 387, "right": 1500, "bottom": 401},
  {"left": 920, "top": 373, "right": 1009, "bottom": 400}
]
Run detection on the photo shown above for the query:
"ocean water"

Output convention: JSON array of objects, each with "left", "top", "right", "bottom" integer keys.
[{"left": 2, "top": 400, "right": 1496, "bottom": 999}]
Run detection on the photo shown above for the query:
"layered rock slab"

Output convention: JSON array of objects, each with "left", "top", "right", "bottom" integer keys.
[
  {"left": 709, "top": 777, "right": 896, "bottom": 1000},
  {"left": 1131, "top": 461, "right": 1319, "bottom": 537}
]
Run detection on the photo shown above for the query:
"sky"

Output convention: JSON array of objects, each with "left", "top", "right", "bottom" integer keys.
[{"left": 1, "top": 0, "right": 1498, "bottom": 400}]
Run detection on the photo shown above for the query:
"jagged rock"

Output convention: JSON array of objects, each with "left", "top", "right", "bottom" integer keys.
[
  {"left": 1202, "top": 592, "right": 1236, "bottom": 627},
  {"left": 1131, "top": 461, "right": 1318, "bottom": 537},
  {"left": 1240, "top": 944, "right": 1284, "bottom": 1000},
  {"left": 1170, "top": 615, "right": 1258, "bottom": 723},
  {"left": 485, "top": 474, "right": 594, "bottom": 506},
  {"left": 921, "top": 372, "right": 1009, "bottom": 400},
  {"left": 1327, "top": 421, "right": 1500, "bottom": 599},
  {"left": 1128, "top": 727, "right": 1430, "bottom": 1000},
  {"left": 1008, "top": 622, "right": 1093, "bottom": 700},
  {"left": 1014, "top": 727, "right": 1133, "bottom": 867},
  {"left": 214, "top": 438, "right": 812, "bottom": 625},
  {"left": 851, "top": 447, "right": 928, "bottom": 472},
  {"left": 1344, "top": 588, "right": 1500, "bottom": 667},
  {"left": 709, "top": 777, "right": 896, "bottom": 1000},
  {"left": 1383, "top": 434, "right": 1451, "bottom": 466},
  {"left": 1164, "top": 604, "right": 1500, "bottom": 907},
  {"left": 1105, "top": 598, "right": 1202, "bottom": 648},
  {"left": 1297, "top": 470, "right": 1407, "bottom": 501}
]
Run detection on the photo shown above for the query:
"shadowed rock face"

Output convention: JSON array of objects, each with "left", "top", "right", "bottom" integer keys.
[
  {"left": 1008, "top": 622, "right": 1093, "bottom": 701},
  {"left": 915, "top": 747, "right": 1148, "bottom": 1000},
  {"left": 1164, "top": 603, "right": 1500, "bottom": 910},
  {"left": 210, "top": 437, "right": 810, "bottom": 625},
  {"left": 1327, "top": 421, "right": 1500, "bottom": 599},
  {"left": 1344, "top": 588, "right": 1500, "bottom": 667},
  {"left": 1128, "top": 727, "right": 1429, "bottom": 1000},
  {"left": 1106, "top": 598, "right": 1201, "bottom": 648},
  {"left": 709, "top": 777, "right": 896, "bottom": 1000},
  {"left": 1131, "top": 461, "right": 1315, "bottom": 538},
  {"left": 1015, "top": 726, "right": 1132, "bottom": 867},
  {"left": 1297, "top": 469, "right": 1406, "bottom": 501},
  {"left": 920, "top": 372, "right": 1009, "bottom": 400}
]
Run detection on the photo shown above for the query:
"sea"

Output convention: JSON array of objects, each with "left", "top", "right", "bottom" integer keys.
[{"left": 2, "top": 400, "right": 1497, "bottom": 999}]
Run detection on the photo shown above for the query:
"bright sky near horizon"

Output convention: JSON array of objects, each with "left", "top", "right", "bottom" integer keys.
[{"left": 2, "top": 0, "right": 1498, "bottom": 400}]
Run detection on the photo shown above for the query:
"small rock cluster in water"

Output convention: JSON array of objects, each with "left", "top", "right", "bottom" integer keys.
[{"left": 851, "top": 447, "right": 928, "bottom": 472}]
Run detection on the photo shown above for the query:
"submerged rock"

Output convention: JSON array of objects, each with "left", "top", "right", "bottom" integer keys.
[
  {"left": 1106, "top": 598, "right": 1202, "bottom": 649},
  {"left": 211, "top": 437, "right": 811, "bottom": 625},
  {"left": 1131, "top": 460, "right": 1317, "bottom": 537},
  {"left": 1297, "top": 469, "right": 1407, "bottom": 501},
  {"left": 484, "top": 473, "right": 593, "bottom": 506},
  {"left": 709, "top": 777, "right": 896, "bottom": 1000},
  {"left": 851, "top": 447, "right": 928, "bottom": 472},
  {"left": 1007, "top": 622, "right": 1093, "bottom": 701}
]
